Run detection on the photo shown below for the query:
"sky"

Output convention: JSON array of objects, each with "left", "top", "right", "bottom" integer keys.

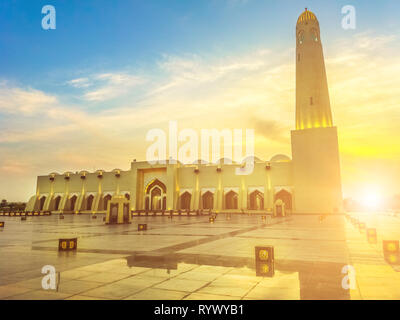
[{"left": 0, "top": 0, "right": 400, "bottom": 202}]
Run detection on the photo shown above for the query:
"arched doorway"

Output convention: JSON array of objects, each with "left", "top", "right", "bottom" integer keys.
[
  {"left": 274, "top": 190, "right": 292, "bottom": 211},
  {"left": 274, "top": 199, "right": 285, "bottom": 217},
  {"left": 68, "top": 195, "right": 77, "bottom": 211},
  {"left": 225, "top": 191, "right": 238, "bottom": 210},
  {"left": 86, "top": 195, "right": 94, "bottom": 211},
  {"left": 180, "top": 192, "right": 191, "bottom": 210},
  {"left": 39, "top": 196, "right": 46, "bottom": 211},
  {"left": 103, "top": 194, "right": 112, "bottom": 211},
  {"left": 151, "top": 187, "right": 162, "bottom": 210},
  {"left": 145, "top": 179, "right": 166, "bottom": 211},
  {"left": 249, "top": 190, "right": 264, "bottom": 210},
  {"left": 54, "top": 196, "right": 61, "bottom": 211},
  {"left": 202, "top": 191, "right": 214, "bottom": 210}
]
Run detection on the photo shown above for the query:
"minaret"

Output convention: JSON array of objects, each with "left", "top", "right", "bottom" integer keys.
[
  {"left": 296, "top": 8, "right": 333, "bottom": 130},
  {"left": 291, "top": 9, "right": 343, "bottom": 214}
]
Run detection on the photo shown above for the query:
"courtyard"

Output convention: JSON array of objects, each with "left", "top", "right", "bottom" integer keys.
[{"left": 0, "top": 212, "right": 399, "bottom": 300}]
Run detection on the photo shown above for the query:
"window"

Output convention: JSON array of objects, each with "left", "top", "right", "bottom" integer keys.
[
  {"left": 298, "top": 30, "right": 304, "bottom": 45},
  {"left": 311, "top": 28, "right": 318, "bottom": 42}
]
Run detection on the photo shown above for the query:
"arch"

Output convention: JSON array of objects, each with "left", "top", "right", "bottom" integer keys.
[
  {"left": 225, "top": 190, "right": 238, "bottom": 210},
  {"left": 145, "top": 179, "right": 166, "bottom": 194},
  {"left": 103, "top": 194, "right": 112, "bottom": 211},
  {"left": 144, "top": 179, "right": 166, "bottom": 211},
  {"left": 54, "top": 195, "right": 61, "bottom": 211},
  {"left": 274, "top": 190, "right": 292, "bottom": 210},
  {"left": 66, "top": 195, "right": 77, "bottom": 212},
  {"left": 249, "top": 190, "right": 264, "bottom": 210},
  {"left": 180, "top": 192, "right": 191, "bottom": 210},
  {"left": 274, "top": 199, "right": 285, "bottom": 217},
  {"left": 150, "top": 187, "right": 162, "bottom": 210},
  {"left": 202, "top": 191, "right": 214, "bottom": 210},
  {"left": 123, "top": 203, "right": 130, "bottom": 223},
  {"left": 86, "top": 194, "right": 94, "bottom": 211},
  {"left": 39, "top": 196, "right": 46, "bottom": 211}
]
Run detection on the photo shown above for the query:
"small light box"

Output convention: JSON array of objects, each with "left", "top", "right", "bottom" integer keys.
[
  {"left": 0, "top": 222, "right": 4, "bottom": 228},
  {"left": 138, "top": 224, "right": 147, "bottom": 231},
  {"left": 366, "top": 228, "right": 377, "bottom": 244},
  {"left": 383, "top": 240, "right": 399, "bottom": 265},
  {"left": 255, "top": 246, "right": 275, "bottom": 277},
  {"left": 58, "top": 238, "right": 77, "bottom": 251}
]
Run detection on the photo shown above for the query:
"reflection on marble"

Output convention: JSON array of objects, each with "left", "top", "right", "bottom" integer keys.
[{"left": 0, "top": 213, "right": 399, "bottom": 299}]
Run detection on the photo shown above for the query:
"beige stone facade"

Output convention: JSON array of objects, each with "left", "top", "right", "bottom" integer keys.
[{"left": 26, "top": 155, "right": 294, "bottom": 214}]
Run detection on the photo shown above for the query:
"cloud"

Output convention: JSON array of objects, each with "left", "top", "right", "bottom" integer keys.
[
  {"left": 66, "top": 77, "right": 91, "bottom": 88},
  {"left": 252, "top": 119, "right": 291, "bottom": 143},
  {"left": 66, "top": 72, "right": 146, "bottom": 102},
  {"left": 0, "top": 85, "right": 57, "bottom": 115},
  {"left": 85, "top": 73, "right": 145, "bottom": 102}
]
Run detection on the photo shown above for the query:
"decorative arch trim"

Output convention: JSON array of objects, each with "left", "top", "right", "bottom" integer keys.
[
  {"left": 68, "top": 193, "right": 80, "bottom": 198},
  {"left": 248, "top": 187, "right": 265, "bottom": 194},
  {"left": 274, "top": 186, "right": 293, "bottom": 194},
  {"left": 179, "top": 188, "right": 193, "bottom": 195},
  {"left": 53, "top": 193, "right": 64, "bottom": 197},
  {"left": 224, "top": 187, "right": 239, "bottom": 194},
  {"left": 201, "top": 188, "right": 216, "bottom": 195},
  {"left": 145, "top": 179, "right": 166, "bottom": 194}
]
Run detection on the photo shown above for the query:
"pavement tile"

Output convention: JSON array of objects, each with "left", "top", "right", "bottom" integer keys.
[
  {"left": 78, "top": 272, "right": 130, "bottom": 284},
  {"left": 154, "top": 278, "right": 209, "bottom": 293},
  {"left": 81, "top": 282, "right": 143, "bottom": 299},
  {"left": 124, "top": 288, "right": 188, "bottom": 300},
  {"left": 0, "top": 285, "right": 34, "bottom": 299}
]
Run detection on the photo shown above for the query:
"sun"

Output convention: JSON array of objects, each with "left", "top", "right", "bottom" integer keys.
[{"left": 359, "top": 188, "right": 383, "bottom": 211}]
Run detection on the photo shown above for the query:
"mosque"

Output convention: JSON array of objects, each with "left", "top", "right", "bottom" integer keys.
[{"left": 25, "top": 9, "right": 343, "bottom": 216}]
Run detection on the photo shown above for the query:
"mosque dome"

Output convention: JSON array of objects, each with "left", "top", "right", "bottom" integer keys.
[
  {"left": 270, "top": 154, "right": 291, "bottom": 162},
  {"left": 297, "top": 8, "right": 318, "bottom": 24}
]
